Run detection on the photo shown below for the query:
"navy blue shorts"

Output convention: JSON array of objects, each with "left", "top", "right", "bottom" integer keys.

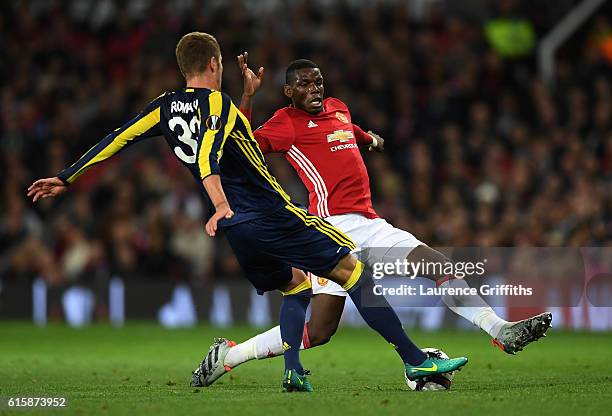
[{"left": 223, "top": 204, "right": 355, "bottom": 294}]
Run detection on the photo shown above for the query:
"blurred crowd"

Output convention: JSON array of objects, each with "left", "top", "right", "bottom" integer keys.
[{"left": 1, "top": 0, "right": 611, "bottom": 297}]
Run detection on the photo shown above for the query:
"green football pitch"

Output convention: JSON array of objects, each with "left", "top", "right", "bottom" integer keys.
[{"left": 1, "top": 322, "right": 611, "bottom": 416}]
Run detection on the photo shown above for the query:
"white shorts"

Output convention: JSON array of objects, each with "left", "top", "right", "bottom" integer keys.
[{"left": 310, "top": 214, "right": 423, "bottom": 296}]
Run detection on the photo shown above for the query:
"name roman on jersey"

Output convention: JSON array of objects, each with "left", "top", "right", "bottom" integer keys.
[{"left": 171, "top": 99, "right": 199, "bottom": 113}]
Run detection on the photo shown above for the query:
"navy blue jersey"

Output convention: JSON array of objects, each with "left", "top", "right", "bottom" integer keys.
[
  {"left": 57, "top": 87, "right": 357, "bottom": 291},
  {"left": 57, "top": 88, "right": 291, "bottom": 226}
]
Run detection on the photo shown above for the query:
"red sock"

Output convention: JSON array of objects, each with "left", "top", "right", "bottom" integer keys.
[{"left": 302, "top": 322, "right": 311, "bottom": 349}]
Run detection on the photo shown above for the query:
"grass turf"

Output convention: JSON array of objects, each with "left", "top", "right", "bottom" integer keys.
[{"left": 0, "top": 322, "right": 611, "bottom": 416}]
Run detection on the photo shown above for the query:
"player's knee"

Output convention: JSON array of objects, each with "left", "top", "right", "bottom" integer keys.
[
  {"left": 307, "top": 320, "right": 339, "bottom": 347},
  {"left": 407, "top": 245, "right": 452, "bottom": 280}
]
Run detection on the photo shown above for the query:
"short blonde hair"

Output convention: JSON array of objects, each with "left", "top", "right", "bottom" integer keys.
[{"left": 175, "top": 32, "right": 221, "bottom": 79}]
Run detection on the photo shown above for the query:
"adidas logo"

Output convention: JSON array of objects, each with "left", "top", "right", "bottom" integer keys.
[{"left": 307, "top": 120, "right": 318, "bottom": 128}]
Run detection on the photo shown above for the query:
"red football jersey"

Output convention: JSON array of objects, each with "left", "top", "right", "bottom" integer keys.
[{"left": 254, "top": 97, "right": 378, "bottom": 219}]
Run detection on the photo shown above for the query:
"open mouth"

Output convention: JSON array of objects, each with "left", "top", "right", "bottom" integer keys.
[{"left": 309, "top": 97, "right": 322, "bottom": 106}]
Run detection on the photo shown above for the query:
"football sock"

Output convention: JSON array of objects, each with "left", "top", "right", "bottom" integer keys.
[
  {"left": 279, "top": 287, "right": 311, "bottom": 374},
  {"left": 223, "top": 337, "right": 257, "bottom": 368},
  {"left": 437, "top": 276, "right": 508, "bottom": 338},
  {"left": 223, "top": 323, "right": 310, "bottom": 368},
  {"left": 344, "top": 261, "right": 427, "bottom": 365}
]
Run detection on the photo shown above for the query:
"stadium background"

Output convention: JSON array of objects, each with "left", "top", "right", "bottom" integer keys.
[{"left": 1, "top": 0, "right": 611, "bottom": 330}]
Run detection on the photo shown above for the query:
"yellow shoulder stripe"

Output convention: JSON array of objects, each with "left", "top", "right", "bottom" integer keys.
[
  {"left": 198, "top": 91, "right": 223, "bottom": 178},
  {"left": 217, "top": 103, "right": 238, "bottom": 163}
]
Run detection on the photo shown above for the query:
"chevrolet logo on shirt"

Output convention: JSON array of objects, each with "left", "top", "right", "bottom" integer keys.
[{"left": 326, "top": 130, "right": 354, "bottom": 143}]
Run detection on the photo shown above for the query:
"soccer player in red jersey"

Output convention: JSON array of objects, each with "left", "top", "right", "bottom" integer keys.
[{"left": 199, "top": 54, "right": 551, "bottom": 387}]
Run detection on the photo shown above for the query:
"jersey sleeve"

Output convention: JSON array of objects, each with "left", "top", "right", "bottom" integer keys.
[
  {"left": 57, "top": 94, "right": 164, "bottom": 185},
  {"left": 252, "top": 111, "right": 294, "bottom": 154},
  {"left": 197, "top": 91, "right": 239, "bottom": 179},
  {"left": 352, "top": 123, "right": 374, "bottom": 146}
]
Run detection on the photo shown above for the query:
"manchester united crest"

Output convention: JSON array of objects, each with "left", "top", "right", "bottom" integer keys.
[{"left": 335, "top": 112, "right": 348, "bottom": 123}]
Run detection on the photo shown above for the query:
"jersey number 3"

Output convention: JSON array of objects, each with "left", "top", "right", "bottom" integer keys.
[{"left": 169, "top": 116, "right": 201, "bottom": 164}]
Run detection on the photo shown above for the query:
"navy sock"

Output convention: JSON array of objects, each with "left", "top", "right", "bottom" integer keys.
[
  {"left": 346, "top": 264, "right": 426, "bottom": 365},
  {"left": 280, "top": 289, "right": 311, "bottom": 374}
]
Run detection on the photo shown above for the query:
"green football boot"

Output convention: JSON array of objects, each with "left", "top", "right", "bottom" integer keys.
[
  {"left": 282, "top": 369, "right": 314, "bottom": 392},
  {"left": 405, "top": 356, "right": 468, "bottom": 381},
  {"left": 493, "top": 312, "right": 552, "bottom": 355}
]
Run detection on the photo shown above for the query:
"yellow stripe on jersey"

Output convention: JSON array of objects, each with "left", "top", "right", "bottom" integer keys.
[
  {"left": 286, "top": 203, "right": 351, "bottom": 245},
  {"left": 234, "top": 125, "right": 299, "bottom": 204},
  {"left": 307, "top": 214, "right": 355, "bottom": 249},
  {"left": 284, "top": 203, "right": 345, "bottom": 247},
  {"left": 243, "top": 132, "right": 292, "bottom": 201},
  {"left": 217, "top": 103, "right": 239, "bottom": 163},
  {"left": 235, "top": 106, "right": 256, "bottom": 138},
  {"left": 342, "top": 260, "right": 364, "bottom": 291},
  {"left": 234, "top": 132, "right": 290, "bottom": 200},
  {"left": 67, "top": 106, "right": 160, "bottom": 183},
  {"left": 235, "top": 109, "right": 278, "bottom": 166},
  {"left": 282, "top": 200, "right": 355, "bottom": 248},
  {"left": 281, "top": 278, "right": 312, "bottom": 296},
  {"left": 229, "top": 125, "right": 355, "bottom": 249},
  {"left": 285, "top": 204, "right": 356, "bottom": 249},
  {"left": 198, "top": 92, "right": 223, "bottom": 178},
  {"left": 232, "top": 131, "right": 292, "bottom": 202}
]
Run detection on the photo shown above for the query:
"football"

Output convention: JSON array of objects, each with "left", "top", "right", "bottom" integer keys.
[{"left": 405, "top": 348, "right": 454, "bottom": 391}]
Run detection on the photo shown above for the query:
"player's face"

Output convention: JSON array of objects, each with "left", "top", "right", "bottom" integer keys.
[{"left": 286, "top": 68, "right": 325, "bottom": 114}]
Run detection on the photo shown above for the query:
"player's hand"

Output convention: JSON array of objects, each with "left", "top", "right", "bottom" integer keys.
[
  {"left": 367, "top": 131, "right": 385, "bottom": 152},
  {"left": 205, "top": 202, "right": 234, "bottom": 237},
  {"left": 27, "top": 177, "right": 67, "bottom": 202},
  {"left": 237, "top": 51, "right": 264, "bottom": 97}
]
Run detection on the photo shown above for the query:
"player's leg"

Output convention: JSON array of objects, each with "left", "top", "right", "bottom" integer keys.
[
  {"left": 277, "top": 269, "right": 312, "bottom": 382},
  {"left": 222, "top": 278, "right": 345, "bottom": 370},
  {"left": 361, "top": 217, "right": 551, "bottom": 353},
  {"left": 407, "top": 245, "right": 551, "bottom": 353},
  {"left": 192, "top": 270, "right": 312, "bottom": 389},
  {"left": 305, "top": 291, "right": 345, "bottom": 346},
  {"left": 196, "top": 269, "right": 315, "bottom": 389},
  {"left": 407, "top": 245, "right": 509, "bottom": 334},
  {"left": 277, "top": 205, "right": 468, "bottom": 379},
  {"left": 322, "top": 253, "right": 468, "bottom": 379},
  {"left": 323, "top": 254, "right": 424, "bottom": 364},
  {"left": 192, "top": 221, "right": 311, "bottom": 390}
]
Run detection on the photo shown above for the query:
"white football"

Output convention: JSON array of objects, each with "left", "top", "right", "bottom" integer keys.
[{"left": 405, "top": 348, "right": 454, "bottom": 391}]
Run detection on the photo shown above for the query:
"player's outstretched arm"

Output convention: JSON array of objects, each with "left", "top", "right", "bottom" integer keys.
[
  {"left": 237, "top": 51, "right": 264, "bottom": 120},
  {"left": 27, "top": 96, "right": 163, "bottom": 204}
]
